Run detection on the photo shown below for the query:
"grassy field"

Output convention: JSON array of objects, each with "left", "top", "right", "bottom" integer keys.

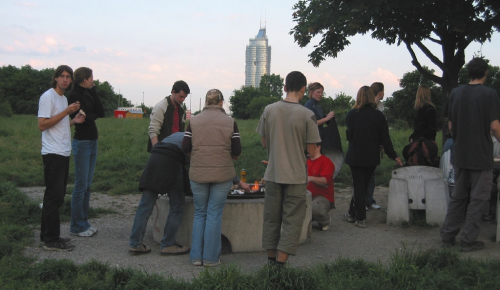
[
  {"left": 0, "top": 115, "right": 441, "bottom": 194},
  {"left": 4, "top": 115, "right": 500, "bottom": 290}
]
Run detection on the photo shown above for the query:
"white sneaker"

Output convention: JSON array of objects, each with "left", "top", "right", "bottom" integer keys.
[
  {"left": 70, "top": 229, "right": 94, "bottom": 237},
  {"left": 88, "top": 227, "right": 98, "bottom": 234},
  {"left": 369, "top": 204, "right": 381, "bottom": 210}
]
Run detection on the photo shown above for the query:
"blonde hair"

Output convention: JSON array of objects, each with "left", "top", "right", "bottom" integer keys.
[
  {"left": 414, "top": 85, "right": 435, "bottom": 109},
  {"left": 353, "top": 86, "right": 376, "bottom": 110},
  {"left": 205, "top": 89, "right": 224, "bottom": 106},
  {"left": 307, "top": 82, "right": 324, "bottom": 94}
]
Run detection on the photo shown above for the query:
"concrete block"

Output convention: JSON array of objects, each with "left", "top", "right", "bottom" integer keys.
[
  {"left": 387, "top": 166, "right": 449, "bottom": 225},
  {"left": 152, "top": 191, "right": 312, "bottom": 252}
]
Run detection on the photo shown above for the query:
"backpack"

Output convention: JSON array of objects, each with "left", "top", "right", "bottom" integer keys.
[{"left": 402, "top": 137, "right": 439, "bottom": 167}]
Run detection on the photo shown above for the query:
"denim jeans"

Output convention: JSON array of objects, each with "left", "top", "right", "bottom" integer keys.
[
  {"left": 70, "top": 139, "right": 98, "bottom": 233},
  {"left": 40, "top": 154, "right": 69, "bottom": 243},
  {"left": 189, "top": 179, "right": 232, "bottom": 264},
  {"left": 129, "top": 172, "right": 185, "bottom": 249}
]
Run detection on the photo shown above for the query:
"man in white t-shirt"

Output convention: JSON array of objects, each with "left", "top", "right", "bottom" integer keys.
[{"left": 38, "top": 65, "right": 85, "bottom": 252}]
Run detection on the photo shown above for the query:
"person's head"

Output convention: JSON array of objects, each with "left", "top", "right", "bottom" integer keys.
[
  {"left": 284, "top": 71, "right": 307, "bottom": 94},
  {"left": 311, "top": 142, "right": 322, "bottom": 159},
  {"left": 353, "top": 86, "right": 376, "bottom": 110},
  {"left": 74, "top": 67, "right": 93, "bottom": 89},
  {"left": 171, "top": 80, "right": 190, "bottom": 106},
  {"left": 370, "top": 82, "right": 384, "bottom": 103},
  {"left": 50, "top": 65, "right": 74, "bottom": 91},
  {"left": 308, "top": 82, "right": 324, "bottom": 101},
  {"left": 205, "top": 89, "right": 224, "bottom": 106},
  {"left": 467, "top": 57, "right": 489, "bottom": 81},
  {"left": 414, "top": 84, "right": 435, "bottom": 109}
]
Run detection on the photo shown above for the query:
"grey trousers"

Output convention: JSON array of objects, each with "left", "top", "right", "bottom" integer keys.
[
  {"left": 312, "top": 196, "right": 333, "bottom": 227},
  {"left": 440, "top": 167, "right": 492, "bottom": 244}
]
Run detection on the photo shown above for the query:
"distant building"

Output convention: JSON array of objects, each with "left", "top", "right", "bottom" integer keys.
[{"left": 245, "top": 26, "right": 271, "bottom": 88}]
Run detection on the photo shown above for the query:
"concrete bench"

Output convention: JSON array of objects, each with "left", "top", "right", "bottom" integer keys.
[
  {"left": 387, "top": 166, "right": 449, "bottom": 226},
  {"left": 151, "top": 191, "right": 312, "bottom": 252}
]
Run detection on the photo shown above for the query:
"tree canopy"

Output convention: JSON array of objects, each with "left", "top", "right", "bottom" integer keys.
[{"left": 291, "top": 0, "right": 500, "bottom": 97}]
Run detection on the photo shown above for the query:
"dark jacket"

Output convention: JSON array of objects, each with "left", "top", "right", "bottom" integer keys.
[
  {"left": 139, "top": 142, "right": 190, "bottom": 194},
  {"left": 68, "top": 85, "right": 105, "bottom": 140},
  {"left": 345, "top": 105, "right": 397, "bottom": 166},
  {"left": 409, "top": 104, "right": 437, "bottom": 142}
]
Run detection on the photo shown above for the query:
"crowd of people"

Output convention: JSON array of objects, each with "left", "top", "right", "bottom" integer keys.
[{"left": 37, "top": 57, "right": 499, "bottom": 265}]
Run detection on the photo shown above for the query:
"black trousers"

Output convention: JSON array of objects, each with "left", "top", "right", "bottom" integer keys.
[
  {"left": 40, "top": 154, "right": 69, "bottom": 243},
  {"left": 348, "top": 166, "right": 376, "bottom": 221}
]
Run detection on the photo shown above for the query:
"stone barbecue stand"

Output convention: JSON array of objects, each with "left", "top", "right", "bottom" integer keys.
[{"left": 151, "top": 191, "right": 312, "bottom": 252}]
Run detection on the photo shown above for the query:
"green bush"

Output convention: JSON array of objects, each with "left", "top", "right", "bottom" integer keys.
[{"left": 0, "top": 101, "right": 13, "bottom": 117}]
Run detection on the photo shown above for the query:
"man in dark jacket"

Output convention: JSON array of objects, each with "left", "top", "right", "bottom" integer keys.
[{"left": 129, "top": 132, "right": 190, "bottom": 255}]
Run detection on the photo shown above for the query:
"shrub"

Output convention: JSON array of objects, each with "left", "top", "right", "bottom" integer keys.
[{"left": 0, "top": 101, "right": 13, "bottom": 117}]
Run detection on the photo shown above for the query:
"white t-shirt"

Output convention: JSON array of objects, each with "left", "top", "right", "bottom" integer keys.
[{"left": 38, "top": 88, "right": 71, "bottom": 156}]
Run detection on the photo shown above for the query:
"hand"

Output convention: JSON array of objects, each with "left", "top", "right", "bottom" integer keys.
[
  {"left": 239, "top": 181, "right": 250, "bottom": 192},
  {"left": 73, "top": 112, "right": 86, "bottom": 124},
  {"left": 66, "top": 101, "right": 80, "bottom": 115},
  {"left": 307, "top": 176, "right": 311, "bottom": 183},
  {"left": 395, "top": 157, "right": 403, "bottom": 167},
  {"left": 326, "top": 111, "right": 335, "bottom": 120},
  {"left": 261, "top": 160, "right": 269, "bottom": 166}
]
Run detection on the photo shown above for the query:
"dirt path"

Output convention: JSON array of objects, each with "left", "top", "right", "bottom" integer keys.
[{"left": 22, "top": 186, "right": 500, "bottom": 280}]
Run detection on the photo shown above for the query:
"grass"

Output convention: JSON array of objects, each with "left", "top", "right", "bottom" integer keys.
[{"left": 0, "top": 115, "right": 442, "bottom": 194}]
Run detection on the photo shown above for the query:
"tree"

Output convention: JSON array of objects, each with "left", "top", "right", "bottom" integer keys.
[
  {"left": 259, "top": 74, "right": 284, "bottom": 98},
  {"left": 247, "top": 96, "right": 281, "bottom": 119},
  {"left": 291, "top": 0, "right": 500, "bottom": 128},
  {"left": 384, "top": 68, "right": 443, "bottom": 129}
]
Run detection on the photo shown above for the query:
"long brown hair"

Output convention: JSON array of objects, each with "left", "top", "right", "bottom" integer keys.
[
  {"left": 353, "top": 86, "right": 376, "bottom": 110},
  {"left": 414, "top": 85, "right": 435, "bottom": 109}
]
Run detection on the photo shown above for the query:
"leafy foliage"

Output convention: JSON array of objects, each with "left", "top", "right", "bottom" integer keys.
[
  {"left": 230, "top": 74, "right": 284, "bottom": 119},
  {"left": 0, "top": 65, "right": 133, "bottom": 116},
  {"left": 291, "top": 0, "right": 500, "bottom": 97}
]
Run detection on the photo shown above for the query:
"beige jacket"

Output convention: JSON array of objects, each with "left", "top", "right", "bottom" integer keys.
[{"left": 189, "top": 105, "right": 235, "bottom": 183}]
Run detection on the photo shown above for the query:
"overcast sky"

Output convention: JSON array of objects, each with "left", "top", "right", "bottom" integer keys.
[{"left": 1, "top": 0, "right": 499, "bottom": 112}]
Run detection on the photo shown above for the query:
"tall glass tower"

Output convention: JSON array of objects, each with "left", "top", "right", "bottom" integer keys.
[{"left": 245, "top": 26, "right": 271, "bottom": 88}]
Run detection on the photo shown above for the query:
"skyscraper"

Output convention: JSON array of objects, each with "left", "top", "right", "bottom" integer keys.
[{"left": 245, "top": 26, "right": 271, "bottom": 88}]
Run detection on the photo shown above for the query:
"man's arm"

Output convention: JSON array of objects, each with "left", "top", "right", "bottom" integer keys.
[
  {"left": 448, "top": 120, "right": 452, "bottom": 136},
  {"left": 149, "top": 100, "right": 167, "bottom": 146},
  {"left": 38, "top": 102, "right": 80, "bottom": 131},
  {"left": 491, "top": 119, "right": 500, "bottom": 142},
  {"left": 308, "top": 176, "right": 327, "bottom": 187}
]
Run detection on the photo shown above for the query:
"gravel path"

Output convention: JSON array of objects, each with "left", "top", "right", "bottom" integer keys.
[{"left": 22, "top": 186, "right": 500, "bottom": 280}]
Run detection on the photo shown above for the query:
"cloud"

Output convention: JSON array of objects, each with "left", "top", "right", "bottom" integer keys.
[
  {"left": 13, "top": 2, "right": 38, "bottom": 7},
  {"left": 71, "top": 46, "right": 87, "bottom": 52},
  {"left": 149, "top": 64, "right": 162, "bottom": 72},
  {"left": 370, "top": 68, "right": 399, "bottom": 85},
  {"left": 44, "top": 37, "right": 57, "bottom": 46}
]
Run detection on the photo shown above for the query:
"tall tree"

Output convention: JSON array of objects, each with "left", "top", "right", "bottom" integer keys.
[
  {"left": 291, "top": 0, "right": 500, "bottom": 113},
  {"left": 259, "top": 74, "right": 284, "bottom": 98}
]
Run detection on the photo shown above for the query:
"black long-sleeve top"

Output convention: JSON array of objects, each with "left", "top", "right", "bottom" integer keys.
[
  {"left": 67, "top": 85, "right": 105, "bottom": 140},
  {"left": 409, "top": 104, "right": 437, "bottom": 142},
  {"left": 345, "top": 104, "right": 398, "bottom": 167}
]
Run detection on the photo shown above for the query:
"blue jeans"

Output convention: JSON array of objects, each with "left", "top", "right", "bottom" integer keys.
[
  {"left": 129, "top": 173, "right": 185, "bottom": 249},
  {"left": 70, "top": 139, "right": 97, "bottom": 233},
  {"left": 190, "top": 179, "right": 232, "bottom": 264}
]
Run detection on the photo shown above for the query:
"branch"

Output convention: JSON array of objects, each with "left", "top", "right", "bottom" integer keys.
[
  {"left": 428, "top": 37, "right": 442, "bottom": 45},
  {"left": 405, "top": 42, "right": 442, "bottom": 84},
  {"left": 414, "top": 40, "right": 451, "bottom": 76}
]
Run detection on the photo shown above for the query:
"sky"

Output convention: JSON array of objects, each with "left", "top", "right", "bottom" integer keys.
[{"left": 1, "top": 0, "right": 499, "bottom": 113}]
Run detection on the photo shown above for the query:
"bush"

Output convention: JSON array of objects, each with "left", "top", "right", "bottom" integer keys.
[{"left": 0, "top": 101, "right": 13, "bottom": 117}]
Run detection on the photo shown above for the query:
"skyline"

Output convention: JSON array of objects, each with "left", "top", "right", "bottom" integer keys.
[{"left": 1, "top": 0, "right": 499, "bottom": 113}]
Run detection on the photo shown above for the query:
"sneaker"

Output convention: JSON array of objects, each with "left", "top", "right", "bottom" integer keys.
[
  {"left": 355, "top": 220, "right": 366, "bottom": 228},
  {"left": 43, "top": 240, "right": 75, "bottom": 252},
  {"left": 442, "top": 239, "right": 456, "bottom": 249},
  {"left": 369, "top": 204, "right": 381, "bottom": 210},
  {"left": 321, "top": 225, "right": 329, "bottom": 231},
  {"left": 343, "top": 214, "right": 355, "bottom": 223},
  {"left": 192, "top": 260, "right": 203, "bottom": 266},
  {"left": 459, "top": 241, "right": 485, "bottom": 252},
  {"left": 88, "top": 227, "right": 98, "bottom": 234},
  {"left": 129, "top": 243, "right": 151, "bottom": 255},
  {"left": 59, "top": 237, "right": 71, "bottom": 244},
  {"left": 160, "top": 244, "right": 190, "bottom": 256},
  {"left": 365, "top": 206, "right": 369, "bottom": 211},
  {"left": 70, "top": 229, "right": 94, "bottom": 237},
  {"left": 204, "top": 259, "right": 221, "bottom": 267}
]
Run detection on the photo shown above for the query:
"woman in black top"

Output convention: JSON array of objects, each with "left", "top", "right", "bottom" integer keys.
[
  {"left": 409, "top": 85, "right": 437, "bottom": 142},
  {"left": 343, "top": 86, "right": 402, "bottom": 227},
  {"left": 67, "top": 67, "right": 105, "bottom": 237}
]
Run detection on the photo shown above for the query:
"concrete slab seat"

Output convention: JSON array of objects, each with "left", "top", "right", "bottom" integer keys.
[
  {"left": 151, "top": 191, "right": 312, "bottom": 253},
  {"left": 387, "top": 166, "right": 449, "bottom": 226}
]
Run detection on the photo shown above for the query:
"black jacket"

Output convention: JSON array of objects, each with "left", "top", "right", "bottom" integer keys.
[
  {"left": 68, "top": 85, "right": 105, "bottom": 140},
  {"left": 409, "top": 104, "right": 437, "bottom": 142},
  {"left": 345, "top": 105, "right": 397, "bottom": 166},
  {"left": 139, "top": 142, "right": 190, "bottom": 194}
]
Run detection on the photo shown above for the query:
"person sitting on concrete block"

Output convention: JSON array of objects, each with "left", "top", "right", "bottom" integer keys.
[
  {"left": 307, "top": 142, "right": 335, "bottom": 231},
  {"left": 129, "top": 132, "right": 191, "bottom": 256}
]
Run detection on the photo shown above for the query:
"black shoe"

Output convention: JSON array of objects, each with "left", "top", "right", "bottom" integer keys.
[
  {"left": 43, "top": 240, "right": 75, "bottom": 252},
  {"left": 59, "top": 237, "right": 71, "bottom": 244},
  {"left": 459, "top": 241, "right": 485, "bottom": 252},
  {"left": 481, "top": 214, "right": 495, "bottom": 221},
  {"left": 441, "top": 239, "right": 456, "bottom": 248}
]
